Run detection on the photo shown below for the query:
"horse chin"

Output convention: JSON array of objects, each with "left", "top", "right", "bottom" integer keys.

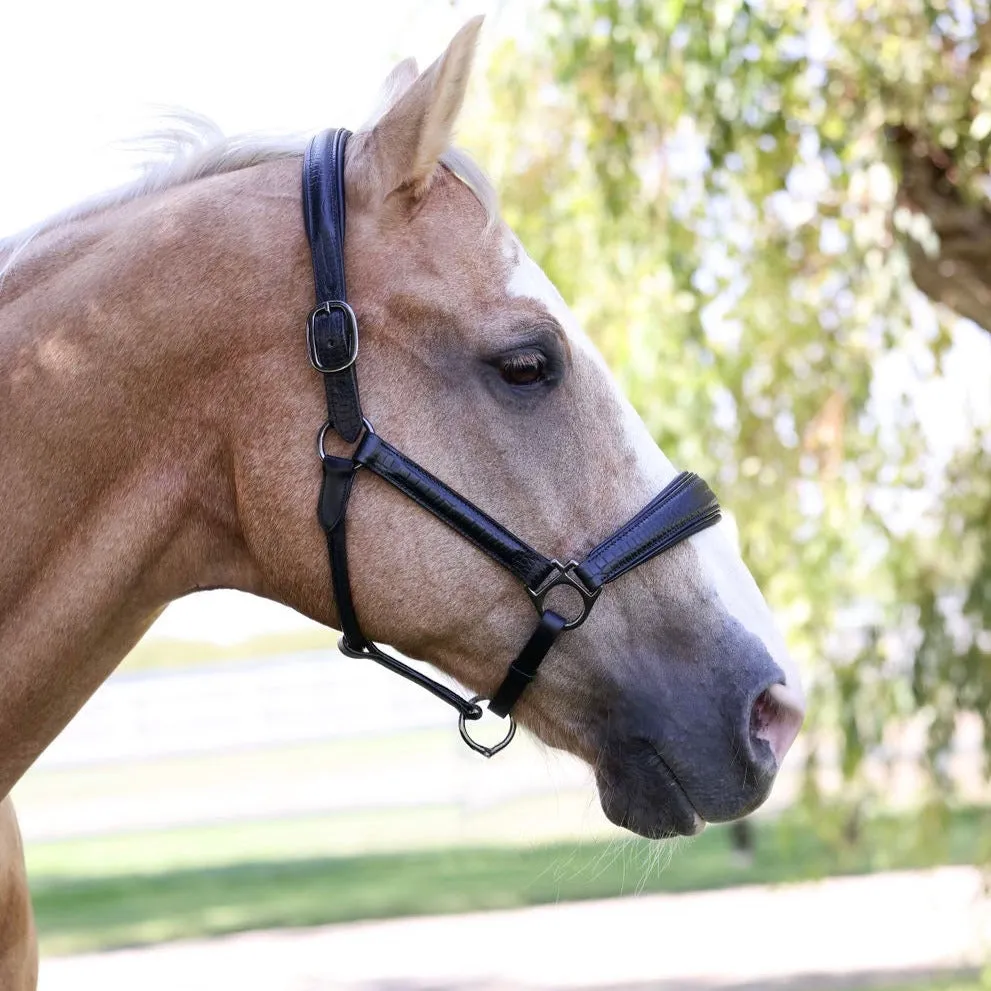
[{"left": 595, "top": 740, "right": 708, "bottom": 840}]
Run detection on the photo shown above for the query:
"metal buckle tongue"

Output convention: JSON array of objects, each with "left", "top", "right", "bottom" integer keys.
[{"left": 458, "top": 695, "right": 516, "bottom": 758}]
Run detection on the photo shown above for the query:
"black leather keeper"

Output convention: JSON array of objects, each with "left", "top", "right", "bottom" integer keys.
[{"left": 489, "top": 610, "right": 567, "bottom": 717}]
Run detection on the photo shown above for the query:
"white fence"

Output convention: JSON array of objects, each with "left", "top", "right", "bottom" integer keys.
[
  {"left": 14, "top": 650, "right": 602, "bottom": 842},
  {"left": 35, "top": 650, "right": 467, "bottom": 767}
]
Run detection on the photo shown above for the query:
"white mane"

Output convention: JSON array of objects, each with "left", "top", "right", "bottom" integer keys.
[{"left": 0, "top": 110, "right": 498, "bottom": 285}]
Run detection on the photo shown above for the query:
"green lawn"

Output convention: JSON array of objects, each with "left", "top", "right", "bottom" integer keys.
[
  {"left": 29, "top": 804, "right": 989, "bottom": 956},
  {"left": 857, "top": 978, "right": 986, "bottom": 991}
]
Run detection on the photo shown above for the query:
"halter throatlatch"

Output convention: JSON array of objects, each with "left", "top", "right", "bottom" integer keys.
[{"left": 303, "top": 128, "right": 723, "bottom": 756}]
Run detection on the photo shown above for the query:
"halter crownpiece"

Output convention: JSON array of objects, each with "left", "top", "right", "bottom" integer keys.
[{"left": 303, "top": 128, "right": 722, "bottom": 756}]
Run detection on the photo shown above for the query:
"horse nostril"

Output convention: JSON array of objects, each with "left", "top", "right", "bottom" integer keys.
[{"left": 750, "top": 683, "right": 805, "bottom": 766}]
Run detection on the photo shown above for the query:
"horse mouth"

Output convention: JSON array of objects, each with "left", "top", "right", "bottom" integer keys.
[{"left": 595, "top": 739, "right": 707, "bottom": 839}]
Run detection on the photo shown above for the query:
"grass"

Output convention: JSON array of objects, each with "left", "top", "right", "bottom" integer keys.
[
  {"left": 857, "top": 979, "right": 986, "bottom": 991},
  {"left": 28, "top": 804, "right": 989, "bottom": 957}
]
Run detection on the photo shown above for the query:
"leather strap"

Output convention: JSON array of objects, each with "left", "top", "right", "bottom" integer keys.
[
  {"left": 306, "top": 132, "right": 486, "bottom": 725},
  {"left": 354, "top": 432, "right": 555, "bottom": 590},
  {"left": 318, "top": 454, "right": 368, "bottom": 650},
  {"left": 319, "top": 452, "right": 483, "bottom": 720},
  {"left": 488, "top": 610, "right": 567, "bottom": 717},
  {"left": 303, "top": 129, "right": 364, "bottom": 443},
  {"left": 575, "top": 473, "right": 720, "bottom": 589},
  {"left": 339, "top": 639, "right": 484, "bottom": 719},
  {"left": 347, "top": 444, "right": 722, "bottom": 719}
]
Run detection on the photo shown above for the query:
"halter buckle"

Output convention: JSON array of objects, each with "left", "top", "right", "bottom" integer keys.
[
  {"left": 306, "top": 300, "right": 359, "bottom": 373},
  {"left": 458, "top": 696, "right": 516, "bottom": 758},
  {"left": 526, "top": 560, "right": 601, "bottom": 631}
]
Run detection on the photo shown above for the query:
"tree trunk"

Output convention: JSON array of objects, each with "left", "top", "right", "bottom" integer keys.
[{"left": 889, "top": 125, "right": 991, "bottom": 336}]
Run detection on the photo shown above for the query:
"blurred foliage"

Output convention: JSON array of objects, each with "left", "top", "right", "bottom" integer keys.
[{"left": 464, "top": 0, "right": 991, "bottom": 811}]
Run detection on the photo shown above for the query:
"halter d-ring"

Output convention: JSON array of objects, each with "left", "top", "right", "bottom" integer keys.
[
  {"left": 526, "top": 559, "right": 601, "bottom": 630},
  {"left": 317, "top": 417, "right": 376, "bottom": 460},
  {"left": 458, "top": 695, "right": 516, "bottom": 758}
]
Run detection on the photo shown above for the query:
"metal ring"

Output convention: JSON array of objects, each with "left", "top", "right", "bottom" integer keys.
[
  {"left": 526, "top": 560, "right": 601, "bottom": 631},
  {"left": 316, "top": 420, "right": 333, "bottom": 460},
  {"left": 317, "top": 417, "right": 377, "bottom": 460},
  {"left": 458, "top": 696, "right": 516, "bottom": 758}
]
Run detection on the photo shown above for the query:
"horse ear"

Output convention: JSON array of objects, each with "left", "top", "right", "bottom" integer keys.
[
  {"left": 351, "top": 16, "right": 482, "bottom": 200},
  {"left": 367, "top": 57, "right": 420, "bottom": 125}
]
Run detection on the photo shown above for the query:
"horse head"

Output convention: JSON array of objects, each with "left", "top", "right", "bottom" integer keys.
[{"left": 235, "top": 20, "right": 804, "bottom": 837}]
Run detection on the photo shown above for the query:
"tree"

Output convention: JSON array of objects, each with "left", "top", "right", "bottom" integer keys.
[{"left": 466, "top": 0, "right": 991, "bottom": 815}]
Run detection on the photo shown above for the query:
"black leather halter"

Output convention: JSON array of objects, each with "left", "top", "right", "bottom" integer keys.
[{"left": 303, "top": 129, "right": 723, "bottom": 756}]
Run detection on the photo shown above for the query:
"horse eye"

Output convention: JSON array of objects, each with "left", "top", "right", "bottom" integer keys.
[{"left": 499, "top": 350, "right": 548, "bottom": 387}]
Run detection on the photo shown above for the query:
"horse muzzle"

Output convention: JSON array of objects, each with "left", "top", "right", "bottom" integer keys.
[{"left": 592, "top": 638, "right": 805, "bottom": 839}]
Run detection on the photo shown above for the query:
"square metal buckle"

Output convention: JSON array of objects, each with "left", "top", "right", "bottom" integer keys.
[{"left": 306, "top": 300, "right": 359, "bottom": 373}]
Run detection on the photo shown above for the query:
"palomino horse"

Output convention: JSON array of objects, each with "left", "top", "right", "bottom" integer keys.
[{"left": 0, "top": 19, "right": 804, "bottom": 987}]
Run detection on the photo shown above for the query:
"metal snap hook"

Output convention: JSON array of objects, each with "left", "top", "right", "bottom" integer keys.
[{"left": 458, "top": 696, "right": 516, "bottom": 758}]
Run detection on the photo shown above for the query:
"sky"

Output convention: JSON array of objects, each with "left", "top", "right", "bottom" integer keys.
[{"left": 2, "top": 1, "right": 508, "bottom": 233}]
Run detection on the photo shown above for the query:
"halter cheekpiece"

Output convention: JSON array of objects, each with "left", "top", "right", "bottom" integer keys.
[{"left": 303, "top": 129, "right": 723, "bottom": 756}]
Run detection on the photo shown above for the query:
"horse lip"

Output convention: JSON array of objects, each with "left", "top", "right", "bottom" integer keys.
[
  {"left": 598, "top": 739, "right": 708, "bottom": 839},
  {"left": 648, "top": 742, "right": 707, "bottom": 836}
]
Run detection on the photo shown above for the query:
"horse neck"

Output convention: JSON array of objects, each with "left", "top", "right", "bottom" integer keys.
[{"left": 0, "top": 160, "right": 304, "bottom": 795}]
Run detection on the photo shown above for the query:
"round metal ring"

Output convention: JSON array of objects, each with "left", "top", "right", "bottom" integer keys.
[
  {"left": 526, "top": 560, "right": 601, "bottom": 631},
  {"left": 317, "top": 417, "right": 378, "bottom": 460},
  {"left": 316, "top": 420, "right": 334, "bottom": 460},
  {"left": 458, "top": 696, "right": 516, "bottom": 758}
]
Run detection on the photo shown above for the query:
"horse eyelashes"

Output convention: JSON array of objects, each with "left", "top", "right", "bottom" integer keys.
[{"left": 499, "top": 350, "right": 548, "bottom": 386}]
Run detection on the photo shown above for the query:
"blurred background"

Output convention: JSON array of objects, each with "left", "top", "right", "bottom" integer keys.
[{"left": 3, "top": 0, "right": 990, "bottom": 989}]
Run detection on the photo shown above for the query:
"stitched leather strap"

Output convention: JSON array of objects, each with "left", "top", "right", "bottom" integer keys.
[
  {"left": 318, "top": 454, "right": 369, "bottom": 650},
  {"left": 575, "top": 472, "right": 721, "bottom": 589},
  {"left": 305, "top": 133, "right": 487, "bottom": 724},
  {"left": 488, "top": 610, "right": 567, "bottom": 717},
  {"left": 303, "top": 129, "right": 364, "bottom": 443},
  {"left": 354, "top": 432, "right": 555, "bottom": 590},
  {"left": 339, "top": 639, "right": 484, "bottom": 719},
  {"left": 319, "top": 452, "right": 483, "bottom": 720},
  {"left": 348, "top": 437, "right": 722, "bottom": 719}
]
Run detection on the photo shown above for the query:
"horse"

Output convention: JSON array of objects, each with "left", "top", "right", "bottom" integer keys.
[{"left": 0, "top": 19, "right": 804, "bottom": 988}]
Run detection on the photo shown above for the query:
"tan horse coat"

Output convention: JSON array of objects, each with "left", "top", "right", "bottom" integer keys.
[{"left": 0, "top": 798, "right": 36, "bottom": 990}]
